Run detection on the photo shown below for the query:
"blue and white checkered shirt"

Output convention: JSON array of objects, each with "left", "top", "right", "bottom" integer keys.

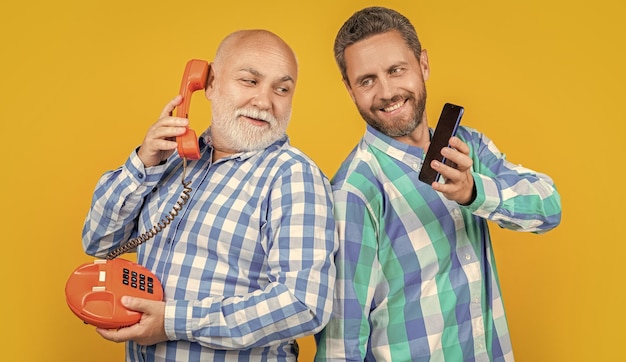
[{"left": 83, "top": 132, "right": 337, "bottom": 361}]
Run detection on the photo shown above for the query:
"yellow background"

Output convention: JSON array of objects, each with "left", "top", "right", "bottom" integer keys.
[{"left": 1, "top": 0, "right": 623, "bottom": 361}]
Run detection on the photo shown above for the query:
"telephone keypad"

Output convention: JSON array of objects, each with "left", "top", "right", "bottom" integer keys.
[{"left": 122, "top": 268, "right": 155, "bottom": 294}]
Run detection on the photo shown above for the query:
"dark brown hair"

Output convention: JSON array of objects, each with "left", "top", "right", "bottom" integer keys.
[{"left": 334, "top": 6, "right": 423, "bottom": 82}]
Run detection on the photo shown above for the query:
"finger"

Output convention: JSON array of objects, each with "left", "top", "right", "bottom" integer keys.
[
  {"left": 449, "top": 137, "right": 470, "bottom": 156},
  {"left": 149, "top": 139, "right": 179, "bottom": 151},
  {"left": 149, "top": 123, "right": 189, "bottom": 140},
  {"left": 431, "top": 159, "right": 456, "bottom": 180},
  {"left": 121, "top": 296, "right": 145, "bottom": 313},
  {"left": 430, "top": 162, "right": 462, "bottom": 193},
  {"left": 441, "top": 147, "right": 472, "bottom": 171},
  {"left": 96, "top": 327, "right": 133, "bottom": 343},
  {"left": 160, "top": 95, "right": 183, "bottom": 118},
  {"left": 430, "top": 177, "right": 450, "bottom": 193},
  {"left": 121, "top": 296, "right": 162, "bottom": 314}
]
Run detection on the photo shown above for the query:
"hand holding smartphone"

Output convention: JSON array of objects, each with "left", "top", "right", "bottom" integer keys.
[{"left": 418, "top": 103, "right": 464, "bottom": 185}]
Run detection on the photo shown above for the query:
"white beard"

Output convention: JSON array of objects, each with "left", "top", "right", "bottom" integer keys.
[
  {"left": 215, "top": 108, "right": 288, "bottom": 152},
  {"left": 210, "top": 93, "right": 290, "bottom": 152}
]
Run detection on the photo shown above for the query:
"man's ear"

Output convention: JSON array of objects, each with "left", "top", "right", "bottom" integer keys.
[
  {"left": 343, "top": 78, "right": 356, "bottom": 103},
  {"left": 419, "top": 49, "right": 430, "bottom": 81},
  {"left": 204, "top": 63, "right": 216, "bottom": 100}
]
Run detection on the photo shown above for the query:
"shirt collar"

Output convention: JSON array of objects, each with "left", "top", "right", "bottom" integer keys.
[{"left": 363, "top": 124, "right": 426, "bottom": 167}]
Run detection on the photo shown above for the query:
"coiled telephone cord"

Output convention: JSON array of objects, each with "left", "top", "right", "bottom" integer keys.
[{"left": 106, "top": 158, "right": 192, "bottom": 260}]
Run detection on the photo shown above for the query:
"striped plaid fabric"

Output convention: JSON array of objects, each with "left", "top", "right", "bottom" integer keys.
[
  {"left": 83, "top": 134, "right": 337, "bottom": 362},
  {"left": 315, "top": 125, "right": 561, "bottom": 361}
]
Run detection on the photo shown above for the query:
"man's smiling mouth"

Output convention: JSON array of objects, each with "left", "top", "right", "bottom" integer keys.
[
  {"left": 381, "top": 100, "right": 405, "bottom": 112},
  {"left": 236, "top": 109, "right": 276, "bottom": 126}
]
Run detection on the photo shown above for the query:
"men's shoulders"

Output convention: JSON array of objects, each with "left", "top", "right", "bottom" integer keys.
[
  {"left": 265, "top": 140, "right": 330, "bottom": 181},
  {"left": 331, "top": 139, "right": 382, "bottom": 198}
]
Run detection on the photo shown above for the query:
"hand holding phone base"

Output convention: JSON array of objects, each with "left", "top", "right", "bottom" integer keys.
[{"left": 65, "top": 258, "right": 164, "bottom": 329}]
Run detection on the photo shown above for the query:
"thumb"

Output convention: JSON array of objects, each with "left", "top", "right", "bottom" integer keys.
[{"left": 121, "top": 296, "right": 144, "bottom": 312}]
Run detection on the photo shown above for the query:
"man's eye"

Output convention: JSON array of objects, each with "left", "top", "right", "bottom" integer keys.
[
  {"left": 242, "top": 79, "right": 257, "bottom": 85},
  {"left": 360, "top": 79, "right": 373, "bottom": 87}
]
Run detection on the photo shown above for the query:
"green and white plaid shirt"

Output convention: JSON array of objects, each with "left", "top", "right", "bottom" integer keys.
[{"left": 315, "top": 125, "right": 561, "bottom": 361}]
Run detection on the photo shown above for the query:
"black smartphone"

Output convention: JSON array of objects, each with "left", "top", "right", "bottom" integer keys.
[{"left": 418, "top": 103, "right": 464, "bottom": 185}]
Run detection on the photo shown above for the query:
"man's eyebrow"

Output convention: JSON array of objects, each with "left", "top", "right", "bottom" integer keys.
[
  {"left": 239, "top": 67, "right": 294, "bottom": 84},
  {"left": 239, "top": 67, "right": 262, "bottom": 77},
  {"left": 353, "top": 72, "right": 376, "bottom": 85},
  {"left": 279, "top": 75, "right": 295, "bottom": 84}
]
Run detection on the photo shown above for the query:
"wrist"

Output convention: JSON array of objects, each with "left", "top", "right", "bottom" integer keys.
[{"left": 459, "top": 183, "right": 477, "bottom": 206}]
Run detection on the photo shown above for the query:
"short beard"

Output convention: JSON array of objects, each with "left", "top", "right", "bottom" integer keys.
[
  {"left": 360, "top": 88, "right": 427, "bottom": 138},
  {"left": 212, "top": 107, "right": 289, "bottom": 153}
]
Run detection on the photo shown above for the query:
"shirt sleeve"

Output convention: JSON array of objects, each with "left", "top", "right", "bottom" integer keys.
[
  {"left": 163, "top": 161, "right": 338, "bottom": 350},
  {"left": 82, "top": 149, "right": 168, "bottom": 258},
  {"left": 315, "top": 187, "right": 379, "bottom": 361},
  {"left": 460, "top": 127, "right": 562, "bottom": 233}
]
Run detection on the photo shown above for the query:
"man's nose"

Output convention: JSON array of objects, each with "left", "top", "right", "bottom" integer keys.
[
  {"left": 251, "top": 87, "right": 271, "bottom": 110},
  {"left": 378, "top": 77, "right": 396, "bottom": 100}
]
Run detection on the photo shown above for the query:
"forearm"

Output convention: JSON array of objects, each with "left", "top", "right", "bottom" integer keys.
[
  {"left": 82, "top": 150, "right": 167, "bottom": 257},
  {"left": 468, "top": 167, "right": 562, "bottom": 232},
  {"left": 164, "top": 281, "right": 330, "bottom": 350},
  {"left": 460, "top": 128, "right": 562, "bottom": 232}
]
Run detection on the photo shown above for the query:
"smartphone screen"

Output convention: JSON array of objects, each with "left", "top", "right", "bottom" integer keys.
[{"left": 418, "top": 103, "right": 464, "bottom": 185}]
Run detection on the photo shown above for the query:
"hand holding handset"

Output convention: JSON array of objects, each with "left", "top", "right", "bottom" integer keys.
[
  {"left": 418, "top": 103, "right": 464, "bottom": 185},
  {"left": 175, "top": 59, "right": 209, "bottom": 160},
  {"left": 66, "top": 60, "right": 208, "bottom": 329}
]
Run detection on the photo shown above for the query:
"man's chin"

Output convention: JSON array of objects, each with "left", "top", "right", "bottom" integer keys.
[
  {"left": 231, "top": 136, "right": 282, "bottom": 153},
  {"left": 364, "top": 119, "right": 413, "bottom": 138}
]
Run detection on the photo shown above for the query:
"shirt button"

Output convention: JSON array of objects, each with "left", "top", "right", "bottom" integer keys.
[
  {"left": 413, "top": 163, "right": 419, "bottom": 169},
  {"left": 138, "top": 173, "right": 144, "bottom": 179},
  {"left": 465, "top": 254, "right": 471, "bottom": 261}
]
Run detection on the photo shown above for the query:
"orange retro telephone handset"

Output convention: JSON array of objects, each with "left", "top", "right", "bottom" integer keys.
[
  {"left": 65, "top": 59, "right": 209, "bottom": 329},
  {"left": 175, "top": 59, "right": 209, "bottom": 160}
]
